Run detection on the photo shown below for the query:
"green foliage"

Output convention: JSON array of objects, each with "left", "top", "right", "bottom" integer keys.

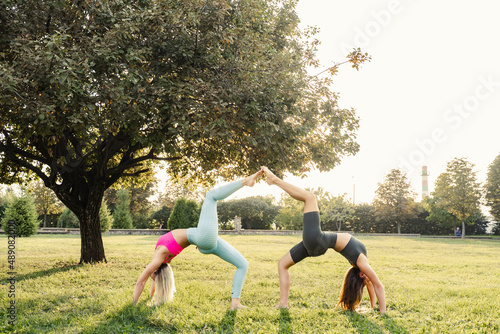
[
  {"left": 36, "top": 213, "right": 60, "bottom": 228},
  {"left": 1, "top": 195, "right": 39, "bottom": 236},
  {"left": 348, "top": 201, "right": 487, "bottom": 236},
  {"left": 212, "top": 201, "right": 233, "bottom": 230},
  {"left": 0, "top": 202, "right": 6, "bottom": 222},
  {"left": 156, "top": 175, "right": 203, "bottom": 209},
  {"left": 100, "top": 199, "right": 113, "bottom": 233},
  {"left": 373, "top": 169, "right": 418, "bottom": 234},
  {"left": 467, "top": 213, "right": 489, "bottom": 235},
  {"left": 423, "top": 196, "right": 459, "bottom": 229},
  {"left": 168, "top": 198, "right": 200, "bottom": 230},
  {"left": 104, "top": 179, "right": 157, "bottom": 229},
  {"left": 433, "top": 157, "right": 482, "bottom": 237},
  {"left": 400, "top": 208, "right": 449, "bottom": 235},
  {"left": 485, "top": 153, "right": 500, "bottom": 222},
  {"left": 0, "top": 187, "right": 16, "bottom": 222},
  {"left": 350, "top": 203, "right": 377, "bottom": 233},
  {"left": 29, "top": 180, "right": 65, "bottom": 227},
  {"left": 2, "top": 234, "right": 500, "bottom": 333},
  {"left": 131, "top": 213, "right": 152, "bottom": 229},
  {"left": 0, "top": 0, "right": 362, "bottom": 189},
  {"left": 320, "top": 193, "right": 354, "bottom": 231},
  {"left": 492, "top": 221, "right": 500, "bottom": 235},
  {"left": 150, "top": 206, "right": 172, "bottom": 229},
  {"left": 275, "top": 192, "right": 303, "bottom": 230},
  {"left": 103, "top": 188, "right": 118, "bottom": 214},
  {"left": 113, "top": 189, "right": 134, "bottom": 229},
  {"left": 218, "top": 196, "right": 278, "bottom": 229},
  {"left": 129, "top": 182, "right": 154, "bottom": 229},
  {"left": 28, "top": 181, "right": 64, "bottom": 215},
  {"left": 58, "top": 208, "right": 79, "bottom": 228}
]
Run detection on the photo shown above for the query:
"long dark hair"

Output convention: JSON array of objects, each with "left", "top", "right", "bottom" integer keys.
[{"left": 337, "top": 266, "right": 365, "bottom": 311}]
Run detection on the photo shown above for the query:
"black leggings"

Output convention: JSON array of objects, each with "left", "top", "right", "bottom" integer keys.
[{"left": 289, "top": 211, "right": 366, "bottom": 266}]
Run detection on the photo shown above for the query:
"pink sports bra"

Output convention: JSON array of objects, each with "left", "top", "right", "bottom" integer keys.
[{"left": 155, "top": 232, "right": 185, "bottom": 263}]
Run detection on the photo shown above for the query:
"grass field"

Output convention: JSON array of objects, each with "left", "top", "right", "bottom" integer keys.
[{"left": 1, "top": 234, "right": 499, "bottom": 333}]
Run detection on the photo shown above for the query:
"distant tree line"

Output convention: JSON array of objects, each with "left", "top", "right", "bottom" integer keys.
[{"left": 2, "top": 155, "right": 500, "bottom": 236}]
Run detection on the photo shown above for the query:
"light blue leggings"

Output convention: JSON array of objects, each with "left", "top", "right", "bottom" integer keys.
[{"left": 186, "top": 181, "right": 249, "bottom": 299}]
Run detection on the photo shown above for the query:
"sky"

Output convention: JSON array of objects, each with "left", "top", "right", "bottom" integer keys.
[{"left": 230, "top": 0, "right": 500, "bottom": 207}]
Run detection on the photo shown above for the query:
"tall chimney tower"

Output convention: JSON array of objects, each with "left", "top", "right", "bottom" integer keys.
[{"left": 421, "top": 166, "right": 429, "bottom": 199}]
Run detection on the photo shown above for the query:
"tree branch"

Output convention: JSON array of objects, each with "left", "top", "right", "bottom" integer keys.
[
  {"left": 309, "top": 60, "right": 349, "bottom": 79},
  {"left": 1, "top": 132, "right": 51, "bottom": 166},
  {"left": 1, "top": 149, "right": 49, "bottom": 184}
]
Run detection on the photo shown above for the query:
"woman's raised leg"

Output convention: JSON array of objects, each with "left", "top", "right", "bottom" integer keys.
[
  {"left": 187, "top": 170, "right": 262, "bottom": 250},
  {"left": 261, "top": 166, "right": 318, "bottom": 213}
]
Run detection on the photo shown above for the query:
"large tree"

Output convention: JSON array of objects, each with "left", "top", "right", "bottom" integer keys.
[
  {"left": 373, "top": 169, "right": 418, "bottom": 234},
  {"left": 0, "top": 0, "right": 363, "bottom": 262},
  {"left": 433, "top": 157, "right": 482, "bottom": 238},
  {"left": 485, "top": 153, "right": 500, "bottom": 223}
]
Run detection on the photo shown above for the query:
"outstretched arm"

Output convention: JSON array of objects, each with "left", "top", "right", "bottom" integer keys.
[
  {"left": 357, "top": 254, "right": 386, "bottom": 314},
  {"left": 150, "top": 274, "right": 156, "bottom": 298},
  {"left": 277, "top": 251, "right": 295, "bottom": 308},
  {"left": 133, "top": 250, "right": 165, "bottom": 305},
  {"left": 365, "top": 280, "right": 376, "bottom": 309}
]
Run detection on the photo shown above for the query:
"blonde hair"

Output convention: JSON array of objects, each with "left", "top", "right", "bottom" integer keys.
[{"left": 152, "top": 263, "right": 176, "bottom": 305}]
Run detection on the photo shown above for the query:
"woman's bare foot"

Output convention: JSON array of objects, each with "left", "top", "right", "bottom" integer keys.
[
  {"left": 261, "top": 166, "right": 278, "bottom": 185},
  {"left": 230, "top": 298, "right": 248, "bottom": 310},
  {"left": 242, "top": 170, "right": 263, "bottom": 187},
  {"left": 275, "top": 303, "right": 288, "bottom": 309}
]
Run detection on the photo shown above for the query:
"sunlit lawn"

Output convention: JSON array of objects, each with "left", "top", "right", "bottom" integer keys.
[{"left": 1, "top": 234, "right": 499, "bottom": 333}]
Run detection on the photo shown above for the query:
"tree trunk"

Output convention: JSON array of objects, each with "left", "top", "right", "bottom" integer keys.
[
  {"left": 397, "top": 222, "right": 401, "bottom": 234},
  {"left": 78, "top": 201, "right": 106, "bottom": 263},
  {"left": 461, "top": 220, "right": 465, "bottom": 239}
]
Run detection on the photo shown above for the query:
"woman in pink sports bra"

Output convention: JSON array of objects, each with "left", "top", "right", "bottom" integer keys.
[{"left": 133, "top": 170, "right": 263, "bottom": 310}]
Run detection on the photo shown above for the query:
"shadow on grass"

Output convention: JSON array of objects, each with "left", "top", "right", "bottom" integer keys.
[
  {"left": 214, "top": 309, "right": 237, "bottom": 333},
  {"left": 80, "top": 303, "right": 180, "bottom": 334},
  {"left": 0, "top": 263, "right": 80, "bottom": 283},
  {"left": 278, "top": 308, "right": 292, "bottom": 334},
  {"left": 347, "top": 311, "right": 409, "bottom": 334},
  {"left": 10, "top": 294, "right": 179, "bottom": 334},
  {"left": 87, "top": 305, "right": 239, "bottom": 334},
  {"left": 4, "top": 293, "right": 107, "bottom": 334},
  {"left": 381, "top": 315, "right": 410, "bottom": 334},
  {"left": 346, "top": 312, "right": 383, "bottom": 334},
  {"left": 191, "top": 308, "right": 238, "bottom": 333}
]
